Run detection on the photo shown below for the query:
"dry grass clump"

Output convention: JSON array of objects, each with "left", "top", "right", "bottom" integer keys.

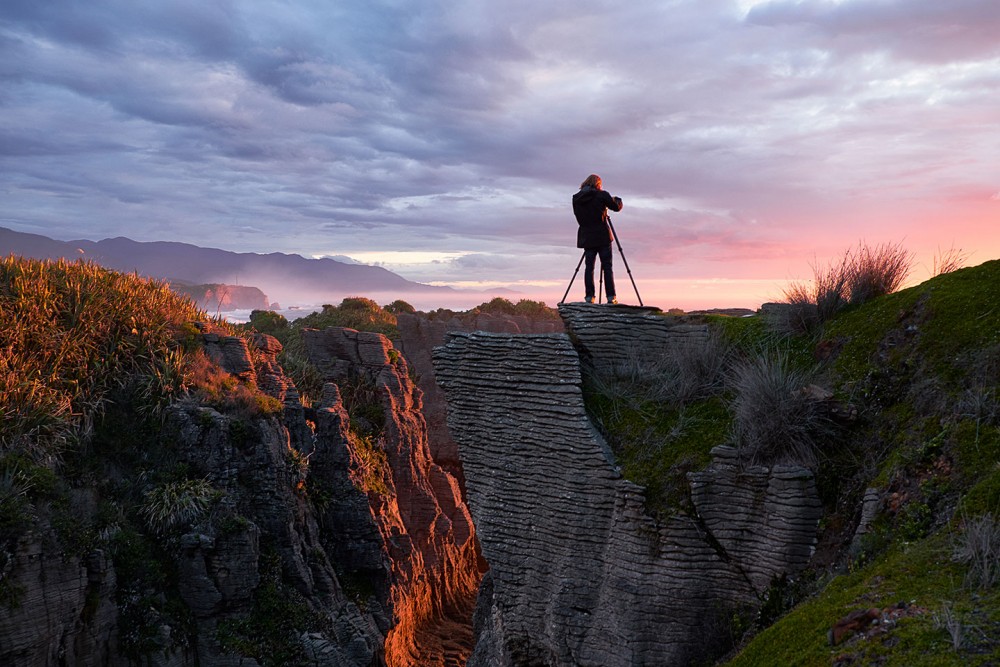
[
  {"left": 0, "top": 256, "right": 210, "bottom": 460},
  {"left": 730, "top": 353, "right": 836, "bottom": 466},
  {"left": 953, "top": 512, "right": 1000, "bottom": 589},
  {"left": 595, "top": 331, "right": 734, "bottom": 410},
  {"left": 932, "top": 245, "right": 970, "bottom": 277},
  {"left": 182, "top": 350, "right": 282, "bottom": 418},
  {"left": 848, "top": 242, "right": 913, "bottom": 305},
  {"left": 346, "top": 432, "right": 390, "bottom": 496},
  {"left": 779, "top": 241, "right": 913, "bottom": 333}
]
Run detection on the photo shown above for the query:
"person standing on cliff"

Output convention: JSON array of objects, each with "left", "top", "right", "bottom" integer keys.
[{"left": 573, "top": 174, "right": 623, "bottom": 304}]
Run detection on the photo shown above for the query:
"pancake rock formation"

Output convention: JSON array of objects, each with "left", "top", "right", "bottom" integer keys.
[
  {"left": 395, "top": 311, "right": 563, "bottom": 486},
  {"left": 432, "top": 306, "right": 823, "bottom": 666}
]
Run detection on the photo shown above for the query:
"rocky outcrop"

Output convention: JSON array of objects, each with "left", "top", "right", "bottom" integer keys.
[
  {"left": 557, "top": 303, "right": 709, "bottom": 374},
  {"left": 172, "top": 283, "right": 271, "bottom": 312},
  {"left": 689, "top": 445, "right": 824, "bottom": 593},
  {"left": 0, "top": 323, "right": 478, "bottom": 667},
  {"left": 433, "top": 330, "right": 823, "bottom": 666},
  {"left": 395, "top": 312, "right": 562, "bottom": 483},
  {"left": 0, "top": 534, "right": 120, "bottom": 665},
  {"left": 301, "top": 327, "right": 481, "bottom": 667}
]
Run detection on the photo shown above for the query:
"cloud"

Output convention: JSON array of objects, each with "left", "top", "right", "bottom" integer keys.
[
  {"left": 1, "top": 0, "right": 998, "bottom": 308},
  {"left": 746, "top": 0, "right": 1000, "bottom": 63}
]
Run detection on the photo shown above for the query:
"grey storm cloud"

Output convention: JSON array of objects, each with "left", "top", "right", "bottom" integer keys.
[{"left": 1, "top": 0, "right": 999, "bottom": 300}]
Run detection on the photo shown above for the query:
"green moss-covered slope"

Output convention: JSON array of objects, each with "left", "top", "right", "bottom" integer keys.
[{"left": 723, "top": 260, "right": 1000, "bottom": 665}]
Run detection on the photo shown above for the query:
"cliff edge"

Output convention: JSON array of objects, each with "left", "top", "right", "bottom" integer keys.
[{"left": 432, "top": 306, "right": 824, "bottom": 666}]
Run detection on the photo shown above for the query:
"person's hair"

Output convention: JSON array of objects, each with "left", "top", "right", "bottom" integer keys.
[{"left": 580, "top": 174, "right": 602, "bottom": 190}]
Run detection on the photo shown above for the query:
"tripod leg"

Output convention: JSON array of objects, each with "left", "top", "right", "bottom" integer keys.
[
  {"left": 598, "top": 270, "right": 603, "bottom": 304},
  {"left": 607, "top": 218, "right": 643, "bottom": 307},
  {"left": 559, "top": 251, "right": 587, "bottom": 304}
]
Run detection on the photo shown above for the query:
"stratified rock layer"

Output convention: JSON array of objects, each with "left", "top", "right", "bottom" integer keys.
[
  {"left": 689, "top": 445, "right": 824, "bottom": 593},
  {"left": 433, "top": 328, "right": 823, "bottom": 666},
  {"left": 396, "top": 311, "right": 563, "bottom": 483},
  {"left": 302, "top": 327, "right": 481, "bottom": 667},
  {"left": 557, "top": 303, "right": 709, "bottom": 373}
]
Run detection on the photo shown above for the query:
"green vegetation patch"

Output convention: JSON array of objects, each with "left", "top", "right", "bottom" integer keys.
[
  {"left": 0, "top": 256, "right": 207, "bottom": 457},
  {"left": 292, "top": 297, "right": 399, "bottom": 338},
  {"left": 216, "top": 548, "right": 329, "bottom": 665},
  {"left": 468, "top": 297, "right": 560, "bottom": 320},
  {"left": 827, "top": 260, "right": 1000, "bottom": 386},
  {"left": 726, "top": 529, "right": 1000, "bottom": 666},
  {"left": 584, "top": 379, "right": 730, "bottom": 517}
]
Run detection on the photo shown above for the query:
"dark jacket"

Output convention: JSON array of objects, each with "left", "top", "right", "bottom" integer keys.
[{"left": 573, "top": 186, "right": 623, "bottom": 248}]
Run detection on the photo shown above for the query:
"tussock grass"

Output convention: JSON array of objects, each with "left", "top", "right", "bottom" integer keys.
[
  {"left": 0, "top": 256, "right": 210, "bottom": 460},
  {"left": 779, "top": 241, "right": 913, "bottom": 333},
  {"left": 933, "top": 245, "right": 970, "bottom": 277},
  {"left": 730, "top": 353, "right": 836, "bottom": 466},
  {"left": 590, "top": 331, "right": 734, "bottom": 411},
  {"left": 140, "top": 478, "right": 220, "bottom": 535},
  {"left": 954, "top": 512, "right": 1000, "bottom": 590}
]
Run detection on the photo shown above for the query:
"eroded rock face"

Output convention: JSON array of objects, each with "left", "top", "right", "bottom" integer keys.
[
  {"left": 395, "top": 312, "right": 563, "bottom": 484},
  {"left": 0, "top": 535, "right": 120, "bottom": 665},
  {"left": 0, "top": 324, "right": 478, "bottom": 667},
  {"left": 557, "top": 303, "right": 709, "bottom": 374},
  {"left": 301, "top": 327, "right": 481, "bottom": 667},
  {"left": 689, "top": 445, "right": 824, "bottom": 594},
  {"left": 433, "top": 330, "right": 823, "bottom": 666}
]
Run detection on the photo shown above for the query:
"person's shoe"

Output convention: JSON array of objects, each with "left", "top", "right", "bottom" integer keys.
[
  {"left": 584, "top": 296, "right": 594, "bottom": 304},
  {"left": 607, "top": 297, "right": 618, "bottom": 305}
]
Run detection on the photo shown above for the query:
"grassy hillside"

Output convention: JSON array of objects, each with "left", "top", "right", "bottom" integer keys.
[
  {"left": 722, "top": 261, "right": 1000, "bottom": 665},
  {"left": 0, "top": 255, "right": 207, "bottom": 459},
  {"left": 583, "top": 259, "right": 1000, "bottom": 664}
]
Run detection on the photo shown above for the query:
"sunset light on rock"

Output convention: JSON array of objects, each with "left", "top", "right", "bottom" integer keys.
[{"left": 3, "top": 4, "right": 1000, "bottom": 665}]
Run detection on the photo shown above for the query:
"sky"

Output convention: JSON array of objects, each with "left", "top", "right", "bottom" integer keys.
[{"left": 2, "top": 0, "right": 999, "bottom": 311}]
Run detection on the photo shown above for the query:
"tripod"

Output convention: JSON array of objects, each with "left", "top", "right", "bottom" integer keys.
[{"left": 559, "top": 215, "right": 643, "bottom": 306}]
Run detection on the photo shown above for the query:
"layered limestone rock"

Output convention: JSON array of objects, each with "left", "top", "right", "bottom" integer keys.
[
  {"left": 433, "top": 331, "right": 823, "bottom": 666},
  {"left": 395, "top": 311, "right": 562, "bottom": 484},
  {"left": 689, "top": 445, "right": 824, "bottom": 593},
  {"left": 0, "top": 533, "right": 119, "bottom": 665},
  {"left": 0, "top": 324, "right": 478, "bottom": 667},
  {"left": 557, "top": 303, "right": 710, "bottom": 374},
  {"left": 301, "top": 327, "right": 481, "bottom": 667}
]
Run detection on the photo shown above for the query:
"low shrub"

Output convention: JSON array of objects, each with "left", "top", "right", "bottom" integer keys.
[
  {"left": 247, "top": 310, "right": 289, "bottom": 338},
  {"left": 470, "top": 297, "right": 559, "bottom": 320},
  {"left": 383, "top": 299, "right": 415, "bottom": 314}
]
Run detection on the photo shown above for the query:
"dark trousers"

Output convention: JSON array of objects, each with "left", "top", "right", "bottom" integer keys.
[{"left": 584, "top": 244, "right": 615, "bottom": 301}]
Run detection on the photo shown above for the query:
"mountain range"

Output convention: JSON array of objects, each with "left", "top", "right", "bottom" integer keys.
[{"left": 0, "top": 226, "right": 464, "bottom": 310}]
